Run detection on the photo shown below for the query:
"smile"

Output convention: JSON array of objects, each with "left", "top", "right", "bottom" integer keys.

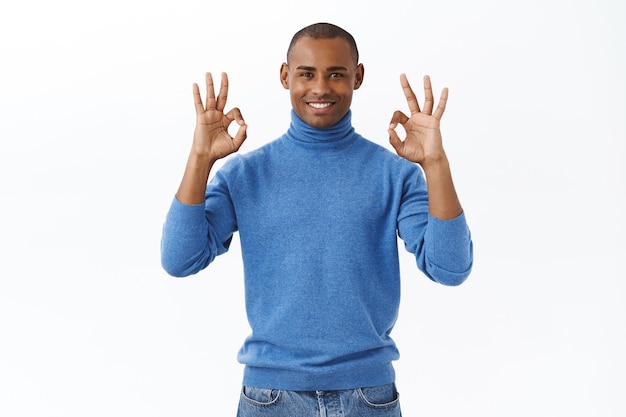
[{"left": 308, "top": 102, "right": 334, "bottom": 109}]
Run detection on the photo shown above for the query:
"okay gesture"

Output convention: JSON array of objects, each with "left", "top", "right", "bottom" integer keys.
[
  {"left": 388, "top": 74, "right": 449, "bottom": 167},
  {"left": 192, "top": 72, "right": 247, "bottom": 161}
]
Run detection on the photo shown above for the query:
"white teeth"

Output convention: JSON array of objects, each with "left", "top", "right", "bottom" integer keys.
[{"left": 309, "top": 102, "right": 332, "bottom": 109}]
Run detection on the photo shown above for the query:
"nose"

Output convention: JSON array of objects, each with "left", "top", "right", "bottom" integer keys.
[{"left": 311, "top": 76, "right": 331, "bottom": 95}]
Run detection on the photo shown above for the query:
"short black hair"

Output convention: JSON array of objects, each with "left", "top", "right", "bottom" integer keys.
[{"left": 287, "top": 22, "right": 359, "bottom": 65}]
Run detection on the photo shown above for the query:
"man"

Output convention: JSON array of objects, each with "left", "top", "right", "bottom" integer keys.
[{"left": 161, "top": 22, "right": 473, "bottom": 417}]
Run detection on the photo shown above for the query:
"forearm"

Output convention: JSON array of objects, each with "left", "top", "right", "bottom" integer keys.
[
  {"left": 163, "top": 154, "right": 236, "bottom": 277},
  {"left": 176, "top": 152, "right": 217, "bottom": 205},
  {"left": 422, "top": 212, "right": 473, "bottom": 285},
  {"left": 161, "top": 199, "right": 212, "bottom": 277},
  {"left": 398, "top": 166, "right": 472, "bottom": 286},
  {"left": 420, "top": 155, "right": 463, "bottom": 220}
]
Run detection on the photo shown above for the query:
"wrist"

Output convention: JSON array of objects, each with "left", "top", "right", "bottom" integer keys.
[
  {"left": 188, "top": 148, "right": 218, "bottom": 167},
  {"left": 419, "top": 152, "right": 449, "bottom": 172}
]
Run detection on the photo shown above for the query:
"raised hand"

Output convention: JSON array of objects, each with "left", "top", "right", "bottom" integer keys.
[
  {"left": 176, "top": 72, "right": 247, "bottom": 205},
  {"left": 388, "top": 74, "right": 447, "bottom": 167},
  {"left": 191, "top": 72, "right": 247, "bottom": 161},
  {"left": 389, "top": 74, "right": 463, "bottom": 219}
]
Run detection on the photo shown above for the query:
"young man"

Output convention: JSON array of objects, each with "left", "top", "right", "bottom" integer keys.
[{"left": 161, "top": 22, "right": 473, "bottom": 417}]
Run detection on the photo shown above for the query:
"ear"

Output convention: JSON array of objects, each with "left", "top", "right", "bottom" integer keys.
[
  {"left": 280, "top": 62, "right": 290, "bottom": 89},
  {"left": 354, "top": 63, "right": 364, "bottom": 90}
]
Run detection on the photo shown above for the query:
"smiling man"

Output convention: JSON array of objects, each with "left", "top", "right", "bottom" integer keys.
[
  {"left": 161, "top": 22, "right": 473, "bottom": 417},
  {"left": 280, "top": 35, "right": 363, "bottom": 129}
]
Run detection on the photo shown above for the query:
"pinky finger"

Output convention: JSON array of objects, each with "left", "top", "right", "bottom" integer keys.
[
  {"left": 433, "top": 87, "right": 449, "bottom": 120},
  {"left": 192, "top": 83, "right": 204, "bottom": 115}
]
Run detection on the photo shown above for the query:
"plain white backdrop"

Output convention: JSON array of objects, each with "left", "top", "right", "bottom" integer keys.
[{"left": 1, "top": 0, "right": 624, "bottom": 416}]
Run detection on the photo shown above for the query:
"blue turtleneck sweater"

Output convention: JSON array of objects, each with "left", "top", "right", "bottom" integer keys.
[{"left": 161, "top": 110, "right": 473, "bottom": 390}]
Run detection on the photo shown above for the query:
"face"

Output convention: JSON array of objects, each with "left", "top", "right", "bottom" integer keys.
[{"left": 280, "top": 37, "right": 364, "bottom": 129}]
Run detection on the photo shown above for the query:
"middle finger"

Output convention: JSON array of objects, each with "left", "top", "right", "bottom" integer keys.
[
  {"left": 400, "top": 73, "right": 421, "bottom": 115},
  {"left": 216, "top": 72, "right": 229, "bottom": 112}
]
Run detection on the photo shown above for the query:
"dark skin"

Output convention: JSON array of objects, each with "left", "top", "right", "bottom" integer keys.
[
  {"left": 176, "top": 72, "right": 247, "bottom": 206},
  {"left": 176, "top": 36, "right": 462, "bottom": 220},
  {"left": 388, "top": 73, "right": 463, "bottom": 219},
  {"left": 279, "top": 37, "right": 363, "bottom": 129}
]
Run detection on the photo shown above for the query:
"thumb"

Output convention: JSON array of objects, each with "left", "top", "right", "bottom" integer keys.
[
  {"left": 232, "top": 124, "right": 248, "bottom": 151},
  {"left": 388, "top": 128, "right": 403, "bottom": 155}
]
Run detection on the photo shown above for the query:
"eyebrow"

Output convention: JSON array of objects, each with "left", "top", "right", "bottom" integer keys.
[{"left": 295, "top": 65, "right": 349, "bottom": 72}]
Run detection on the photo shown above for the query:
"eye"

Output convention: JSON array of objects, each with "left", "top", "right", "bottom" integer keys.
[
  {"left": 330, "top": 73, "right": 344, "bottom": 78},
  {"left": 299, "top": 72, "right": 314, "bottom": 78}
]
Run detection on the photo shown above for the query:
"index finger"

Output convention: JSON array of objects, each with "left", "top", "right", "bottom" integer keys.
[{"left": 400, "top": 73, "right": 421, "bottom": 114}]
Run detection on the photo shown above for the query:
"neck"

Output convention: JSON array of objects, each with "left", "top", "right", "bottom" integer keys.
[{"left": 286, "top": 110, "right": 355, "bottom": 145}]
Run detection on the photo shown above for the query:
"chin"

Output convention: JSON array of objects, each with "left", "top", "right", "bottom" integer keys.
[{"left": 308, "top": 119, "right": 336, "bottom": 129}]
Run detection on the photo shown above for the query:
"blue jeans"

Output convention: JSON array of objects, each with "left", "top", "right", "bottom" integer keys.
[{"left": 237, "top": 383, "right": 401, "bottom": 417}]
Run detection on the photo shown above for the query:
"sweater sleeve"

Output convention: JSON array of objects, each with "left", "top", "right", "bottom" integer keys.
[
  {"left": 397, "top": 168, "right": 473, "bottom": 286},
  {"left": 160, "top": 169, "right": 237, "bottom": 277},
  {"left": 421, "top": 212, "right": 473, "bottom": 285}
]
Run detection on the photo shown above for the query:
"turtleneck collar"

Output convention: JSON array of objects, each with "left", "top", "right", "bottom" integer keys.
[{"left": 285, "top": 109, "right": 356, "bottom": 146}]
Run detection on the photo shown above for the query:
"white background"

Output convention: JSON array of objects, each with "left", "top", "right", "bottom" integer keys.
[{"left": 1, "top": 0, "right": 624, "bottom": 416}]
